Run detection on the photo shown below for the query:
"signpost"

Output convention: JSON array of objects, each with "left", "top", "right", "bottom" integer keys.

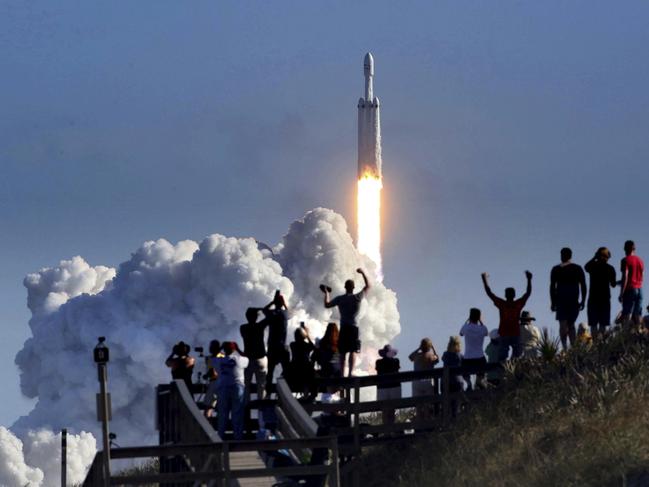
[{"left": 94, "top": 337, "right": 111, "bottom": 487}]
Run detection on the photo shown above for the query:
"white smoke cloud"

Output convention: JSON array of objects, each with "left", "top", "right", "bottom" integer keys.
[
  {"left": 10, "top": 208, "right": 400, "bottom": 485},
  {"left": 0, "top": 427, "right": 43, "bottom": 487},
  {"left": 22, "top": 430, "right": 97, "bottom": 487}
]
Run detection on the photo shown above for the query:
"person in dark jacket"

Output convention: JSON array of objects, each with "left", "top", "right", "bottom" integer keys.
[{"left": 375, "top": 344, "right": 401, "bottom": 424}]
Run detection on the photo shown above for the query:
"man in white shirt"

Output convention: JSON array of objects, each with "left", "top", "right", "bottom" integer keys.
[{"left": 459, "top": 308, "right": 488, "bottom": 391}]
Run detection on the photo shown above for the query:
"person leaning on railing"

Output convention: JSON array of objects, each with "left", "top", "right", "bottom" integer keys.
[{"left": 409, "top": 338, "right": 439, "bottom": 420}]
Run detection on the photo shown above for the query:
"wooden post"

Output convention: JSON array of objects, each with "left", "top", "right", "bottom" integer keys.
[
  {"left": 329, "top": 436, "right": 340, "bottom": 487},
  {"left": 222, "top": 442, "right": 230, "bottom": 487},
  {"left": 353, "top": 377, "right": 361, "bottom": 455},
  {"left": 61, "top": 428, "right": 67, "bottom": 487},
  {"left": 442, "top": 366, "right": 450, "bottom": 425}
]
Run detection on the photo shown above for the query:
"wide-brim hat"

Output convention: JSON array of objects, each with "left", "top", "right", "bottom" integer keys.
[
  {"left": 520, "top": 311, "right": 536, "bottom": 322},
  {"left": 378, "top": 344, "right": 398, "bottom": 358}
]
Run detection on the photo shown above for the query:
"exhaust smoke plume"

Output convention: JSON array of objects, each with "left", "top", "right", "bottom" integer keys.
[{"left": 6, "top": 208, "right": 400, "bottom": 485}]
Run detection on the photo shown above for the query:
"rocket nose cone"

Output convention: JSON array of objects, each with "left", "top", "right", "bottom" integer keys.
[{"left": 363, "top": 52, "right": 374, "bottom": 76}]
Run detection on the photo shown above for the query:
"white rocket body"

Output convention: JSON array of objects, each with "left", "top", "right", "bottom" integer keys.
[{"left": 358, "top": 52, "right": 382, "bottom": 179}]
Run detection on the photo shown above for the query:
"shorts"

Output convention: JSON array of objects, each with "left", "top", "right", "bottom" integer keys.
[
  {"left": 622, "top": 288, "right": 643, "bottom": 316},
  {"left": 339, "top": 325, "right": 361, "bottom": 354},
  {"left": 587, "top": 302, "right": 611, "bottom": 330},
  {"left": 556, "top": 303, "right": 579, "bottom": 323},
  {"left": 377, "top": 386, "right": 401, "bottom": 401}
]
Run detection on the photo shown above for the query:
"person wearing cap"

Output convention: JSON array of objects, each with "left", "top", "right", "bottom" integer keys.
[
  {"left": 551, "top": 247, "right": 587, "bottom": 350},
  {"left": 519, "top": 311, "right": 541, "bottom": 358},
  {"left": 375, "top": 344, "right": 401, "bottom": 424},
  {"left": 459, "top": 308, "right": 488, "bottom": 391},
  {"left": 481, "top": 270, "right": 533, "bottom": 361},
  {"left": 619, "top": 240, "right": 644, "bottom": 329},
  {"left": 585, "top": 247, "right": 617, "bottom": 339},
  {"left": 322, "top": 268, "right": 371, "bottom": 376}
]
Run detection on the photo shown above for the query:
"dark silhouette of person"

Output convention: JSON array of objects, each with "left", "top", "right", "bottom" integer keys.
[
  {"left": 165, "top": 341, "right": 195, "bottom": 390},
  {"left": 264, "top": 291, "right": 290, "bottom": 395},
  {"left": 550, "top": 248, "right": 587, "bottom": 350},
  {"left": 619, "top": 240, "right": 645, "bottom": 328},
  {"left": 584, "top": 247, "right": 616, "bottom": 338},
  {"left": 481, "top": 271, "right": 532, "bottom": 361},
  {"left": 375, "top": 344, "right": 400, "bottom": 425},
  {"left": 287, "top": 324, "right": 315, "bottom": 396},
  {"left": 322, "top": 268, "right": 370, "bottom": 376},
  {"left": 313, "top": 322, "right": 342, "bottom": 379},
  {"left": 240, "top": 308, "right": 268, "bottom": 400}
]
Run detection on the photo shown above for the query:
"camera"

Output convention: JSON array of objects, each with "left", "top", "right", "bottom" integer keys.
[
  {"left": 194, "top": 346, "right": 204, "bottom": 354},
  {"left": 319, "top": 284, "right": 332, "bottom": 293}
]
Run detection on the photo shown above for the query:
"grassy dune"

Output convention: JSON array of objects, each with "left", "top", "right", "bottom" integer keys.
[{"left": 357, "top": 329, "right": 649, "bottom": 487}]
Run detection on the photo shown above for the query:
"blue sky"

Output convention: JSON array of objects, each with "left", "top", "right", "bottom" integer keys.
[{"left": 2, "top": 1, "right": 649, "bottom": 425}]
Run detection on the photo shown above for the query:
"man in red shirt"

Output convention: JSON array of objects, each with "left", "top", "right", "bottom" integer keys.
[
  {"left": 481, "top": 271, "right": 533, "bottom": 361},
  {"left": 619, "top": 240, "right": 644, "bottom": 328}
]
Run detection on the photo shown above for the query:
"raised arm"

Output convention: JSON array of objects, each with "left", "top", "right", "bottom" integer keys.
[
  {"left": 322, "top": 285, "right": 335, "bottom": 308},
  {"left": 408, "top": 349, "right": 419, "bottom": 362},
  {"left": 357, "top": 268, "right": 370, "bottom": 293},
  {"left": 481, "top": 273, "right": 498, "bottom": 303},
  {"left": 522, "top": 270, "right": 533, "bottom": 300}
]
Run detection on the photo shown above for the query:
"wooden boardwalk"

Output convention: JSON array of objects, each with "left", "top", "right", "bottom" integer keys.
[{"left": 230, "top": 450, "right": 277, "bottom": 486}]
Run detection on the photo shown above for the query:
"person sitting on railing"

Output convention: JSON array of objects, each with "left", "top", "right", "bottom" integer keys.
[
  {"left": 375, "top": 344, "right": 401, "bottom": 425},
  {"left": 313, "top": 322, "right": 342, "bottom": 379},
  {"left": 212, "top": 341, "right": 249, "bottom": 440},
  {"left": 442, "top": 336, "right": 464, "bottom": 392},
  {"left": 459, "top": 308, "right": 488, "bottom": 391},
  {"left": 165, "top": 341, "right": 195, "bottom": 390},
  {"left": 287, "top": 323, "right": 315, "bottom": 398},
  {"left": 264, "top": 291, "right": 291, "bottom": 396},
  {"left": 240, "top": 307, "right": 269, "bottom": 401},
  {"left": 321, "top": 268, "right": 370, "bottom": 377},
  {"left": 409, "top": 338, "right": 439, "bottom": 420}
]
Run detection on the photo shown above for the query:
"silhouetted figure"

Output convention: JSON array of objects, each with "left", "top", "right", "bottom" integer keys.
[
  {"left": 585, "top": 247, "right": 616, "bottom": 338},
  {"left": 485, "top": 330, "right": 501, "bottom": 386},
  {"left": 313, "top": 322, "right": 342, "bottom": 379},
  {"left": 212, "top": 341, "right": 249, "bottom": 440},
  {"left": 240, "top": 308, "right": 268, "bottom": 400},
  {"left": 203, "top": 340, "right": 223, "bottom": 417},
  {"left": 287, "top": 325, "right": 315, "bottom": 396},
  {"left": 165, "top": 341, "right": 195, "bottom": 390},
  {"left": 619, "top": 240, "right": 644, "bottom": 328},
  {"left": 375, "top": 344, "right": 401, "bottom": 425},
  {"left": 459, "top": 308, "right": 488, "bottom": 391},
  {"left": 519, "top": 311, "right": 541, "bottom": 358},
  {"left": 442, "top": 336, "right": 464, "bottom": 417},
  {"left": 550, "top": 248, "right": 587, "bottom": 350},
  {"left": 482, "top": 271, "right": 533, "bottom": 360},
  {"left": 264, "top": 291, "right": 290, "bottom": 395},
  {"left": 322, "top": 268, "right": 370, "bottom": 376}
]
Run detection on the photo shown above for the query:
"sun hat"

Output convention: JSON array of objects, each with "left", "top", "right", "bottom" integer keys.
[
  {"left": 378, "top": 344, "right": 398, "bottom": 358},
  {"left": 520, "top": 311, "right": 536, "bottom": 322}
]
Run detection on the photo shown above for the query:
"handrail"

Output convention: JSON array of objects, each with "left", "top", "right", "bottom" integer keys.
[
  {"left": 315, "top": 362, "right": 502, "bottom": 388},
  {"left": 276, "top": 377, "right": 319, "bottom": 438}
]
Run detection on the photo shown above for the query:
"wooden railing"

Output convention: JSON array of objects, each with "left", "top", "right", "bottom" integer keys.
[{"left": 83, "top": 379, "right": 340, "bottom": 486}]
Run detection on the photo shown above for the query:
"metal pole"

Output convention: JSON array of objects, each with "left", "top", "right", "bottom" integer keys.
[
  {"left": 98, "top": 363, "right": 111, "bottom": 487},
  {"left": 61, "top": 428, "right": 67, "bottom": 487}
]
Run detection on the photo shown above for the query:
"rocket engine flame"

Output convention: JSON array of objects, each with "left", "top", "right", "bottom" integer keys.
[{"left": 357, "top": 173, "right": 383, "bottom": 281}]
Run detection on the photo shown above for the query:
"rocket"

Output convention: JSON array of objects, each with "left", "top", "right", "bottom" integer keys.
[{"left": 357, "top": 53, "right": 382, "bottom": 179}]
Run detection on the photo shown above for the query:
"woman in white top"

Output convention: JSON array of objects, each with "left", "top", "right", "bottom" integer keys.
[{"left": 459, "top": 308, "right": 488, "bottom": 391}]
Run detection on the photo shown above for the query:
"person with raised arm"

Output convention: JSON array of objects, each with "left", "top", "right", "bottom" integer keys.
[
  {"left": 321, "top": 268, "right": 370, "bottom": 376},
  {"left": 263, "top": 291, "right": 290, "bottom": 395},
  {"left": 481, "top": 270, "right": 533, "bottom": 361}
]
